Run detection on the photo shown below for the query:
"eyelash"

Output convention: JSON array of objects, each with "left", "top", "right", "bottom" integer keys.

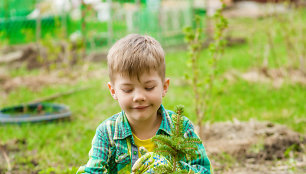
[
  {"left": 145, "top": 87, "right": 155, "bottom": 91},
  {"left": 122, "top": 87, "right": 155, "bottom": 93},
  {"left": 122, "top": 89, "right": 132, "bottom": 93}
]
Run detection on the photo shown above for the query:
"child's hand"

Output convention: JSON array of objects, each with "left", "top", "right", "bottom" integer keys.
[{"left": 132, "top": 152, "right": 171, "bottom": 174}]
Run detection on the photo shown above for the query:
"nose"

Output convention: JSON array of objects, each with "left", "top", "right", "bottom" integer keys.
[{"left": 133, "top": 89, "right": 145, "bottom": 102}]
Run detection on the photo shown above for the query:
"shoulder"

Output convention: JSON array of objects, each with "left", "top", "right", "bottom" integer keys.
[
  {"left": 97, "top": 112, "right": 120, "bottom": 127},
  {"left": 166, "top": 109, "right": 175, "bottom": 116},
  {"left": 95, "top": 112, "right": 122, "bottom": 138},
  {"left": 164, "top": 108, "right": 200, "bottom": 139}
]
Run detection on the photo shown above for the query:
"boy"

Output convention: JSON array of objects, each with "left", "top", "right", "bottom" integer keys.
[{"left": 77, "top": 34, "right": 212, "bottom": 173}]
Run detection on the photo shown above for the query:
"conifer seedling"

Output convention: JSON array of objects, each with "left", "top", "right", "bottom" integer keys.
[{"left": 152, "top": 105, "right": 202, "bottom": 173}]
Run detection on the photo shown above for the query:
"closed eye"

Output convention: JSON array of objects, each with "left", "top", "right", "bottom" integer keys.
[
  {"left": 145, "top": 87, "right": 155, "bottom": 91},
  {"left": 122, "top": 89, "right": 133, "bottom": 93}
]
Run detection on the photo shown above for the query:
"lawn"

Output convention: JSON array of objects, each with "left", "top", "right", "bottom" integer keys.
[{"left": 0, "top": 9, "right": 305, "bottom": 173}]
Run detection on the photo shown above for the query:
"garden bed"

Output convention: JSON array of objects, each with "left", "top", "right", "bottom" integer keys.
[{"left": 201, "top": 120, "right": 306, "bottom": 174}]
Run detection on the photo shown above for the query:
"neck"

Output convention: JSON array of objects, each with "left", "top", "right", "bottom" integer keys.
[{"left": 129, "top": 113, "right": 162, "bottom": 140}]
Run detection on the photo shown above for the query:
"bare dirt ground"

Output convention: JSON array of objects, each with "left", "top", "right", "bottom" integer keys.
[
  {"left": 223, "top": 68, "right": 306, "bottom": 88},
  {"left": 0, "top": 65, "right": 107, "bottom": 105},
  {"left": 0, "top": 67, "right": 106, "bottom": 93},
  {"left": 201, "top": 120, "right": 306, "bottom": 174}
]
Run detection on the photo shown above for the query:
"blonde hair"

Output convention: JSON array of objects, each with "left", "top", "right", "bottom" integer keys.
[{"left": 107, "top": 34, "right": 165, "bottom": 83}]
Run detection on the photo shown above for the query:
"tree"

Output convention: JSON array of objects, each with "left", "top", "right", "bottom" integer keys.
[
  {"left": 152, "top": 105, "right": 202, "bottom": 173},
  {"left": 183, "top": 0, "right": 228, "bottom": 137}
]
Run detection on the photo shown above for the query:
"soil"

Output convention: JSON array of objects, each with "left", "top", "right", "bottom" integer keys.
[
  {"left": 0, "top": 67, "right": 106, "bottom": 95},
  {"left": 223, "top": 67, "right": 306, "bottom": 88},
  {"left": 200, "top": 120, "right": 306, "bottom": 174},
  {"left": 0, "top": 44, "right": 107, "bottom": 70}
]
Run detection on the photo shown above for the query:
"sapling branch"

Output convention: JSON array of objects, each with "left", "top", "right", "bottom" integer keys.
[
  {"left": 183, "top": 0, "right": 228, "bottom": 137},
  {"left": 152, "top": 105, "right": 202, "bottom": 173}
]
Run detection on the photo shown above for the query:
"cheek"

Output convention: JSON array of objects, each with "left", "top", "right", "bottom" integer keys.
[
  {"left": 116, "top": 93, "right": 130, "bottom": 107},
  {"left": 117, "top": 98, "right": 130, "bottom": 110},
  {"left": 150, "top": 91, "right": 163, "bottom": 102}
]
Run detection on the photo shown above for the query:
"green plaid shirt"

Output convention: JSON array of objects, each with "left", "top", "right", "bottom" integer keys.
[{"left": 77, "top": 105, "right": 212, "bottom": 174}]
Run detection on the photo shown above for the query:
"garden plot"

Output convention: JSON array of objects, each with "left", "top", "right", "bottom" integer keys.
[{"left": 201, "top": 120, "right": 306, "bottom": 174}]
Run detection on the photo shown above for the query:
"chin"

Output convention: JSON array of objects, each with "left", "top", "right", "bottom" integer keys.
[{"left": 134, "top": 113, "right": 153, "bottom": 121}]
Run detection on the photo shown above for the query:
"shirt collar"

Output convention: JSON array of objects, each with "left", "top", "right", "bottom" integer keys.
[
  {"left": 113, "top": 104, "right": 172, "bottom": 140},
  {"left": 113, "top": 110, "right": 132, "bottom": 140}
]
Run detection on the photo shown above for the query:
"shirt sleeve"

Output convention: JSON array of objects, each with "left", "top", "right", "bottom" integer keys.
[
  {"left": 179, "top": 117, "right": 212, "bottom": 174},
  {"left": 77, "top": 123, "right": 112, "bottom": 174}
]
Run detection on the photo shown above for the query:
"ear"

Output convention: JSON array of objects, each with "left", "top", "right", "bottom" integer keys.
[
  {"left": 162, "top": 78, "right": 170, "bottom": 97},
  {"left": 108, "top": 82, "right": 118, "bottom": 100}
]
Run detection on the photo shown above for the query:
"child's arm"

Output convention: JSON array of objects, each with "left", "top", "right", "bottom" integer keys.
[
  {"left": 77, "top": 124, "right": 112, "bottom": 174},
  {"left": 180, "top": 118, "right": 212, "bottom": 174}
]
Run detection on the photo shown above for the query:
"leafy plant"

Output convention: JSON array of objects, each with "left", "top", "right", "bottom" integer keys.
[
  {"left": 18, "top": 16, "right": 85, "bottom": 71},
  {"left": 152, "top": 105, "right": 202, "bottom": 173},
  {"left": 183, "top": 0, "right": 228, "bottom": 137},
  {"left": 38, "top": 26, "right": 84, "bottom": 71}
]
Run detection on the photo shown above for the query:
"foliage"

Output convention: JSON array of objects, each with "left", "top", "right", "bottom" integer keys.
[
  {"left": 183, "top": 15, "right": 205, "bottom": 136},
  {"left": 18, "top": 18, "right": 85, "bottom": 71},
  {"left": 183, "top": 0, "right": 228, "bottom": 136},
  {"left": 37, "top": 20, "right": 85, "bottom": 71},
  {"left": 152, "top": 105, "right": 202, "bottom": 173}
]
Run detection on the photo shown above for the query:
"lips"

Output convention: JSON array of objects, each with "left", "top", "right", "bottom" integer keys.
[{"left": 133, "top": 105, "right": 149, "bottom": 109}]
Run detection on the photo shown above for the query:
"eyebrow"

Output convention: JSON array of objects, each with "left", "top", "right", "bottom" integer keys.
[
  {"left": 120, "top": 80, "right": 157, "bottom": 86},
  {"left": 144, "top": 80, "right": 157, "bottom": 84},
  {"left": 120, "top": 83, "right": 133, "bottom": 86}
]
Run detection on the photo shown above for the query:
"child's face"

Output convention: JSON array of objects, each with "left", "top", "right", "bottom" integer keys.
[{"left": 108, "top": 71, "right": 169, "bottom": 123}]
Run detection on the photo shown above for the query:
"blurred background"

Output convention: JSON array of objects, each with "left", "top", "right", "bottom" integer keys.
[{"left": 0, "top": 0, "right": 305, "bottom": 173}]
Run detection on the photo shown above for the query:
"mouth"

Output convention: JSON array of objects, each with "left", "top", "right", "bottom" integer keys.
[{"left": 133, "top": 105, "right": 149, "bottom": 109}]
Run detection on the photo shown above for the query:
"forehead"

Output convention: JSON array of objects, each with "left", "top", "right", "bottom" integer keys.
[{"left": 113, "top": 71, "right": 162, "bottom": 85}]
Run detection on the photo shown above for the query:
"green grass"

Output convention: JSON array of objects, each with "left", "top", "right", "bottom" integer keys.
[{"left": 0, "top": 10, "right": 305, "bottom": 173}]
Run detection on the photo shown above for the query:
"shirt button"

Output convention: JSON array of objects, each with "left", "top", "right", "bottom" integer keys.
[{"left": 133, "top": 151, "right": 137, "bottom": 155}]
